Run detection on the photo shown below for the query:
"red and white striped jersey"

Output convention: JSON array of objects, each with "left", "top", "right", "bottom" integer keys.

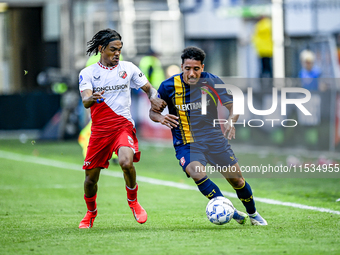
[{"left": 79, "top": 61, "right": 148, "bottom": 136}]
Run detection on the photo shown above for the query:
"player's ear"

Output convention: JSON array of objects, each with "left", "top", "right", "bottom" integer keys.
[
  {"left": 98, "top": 45, "right": 103, "bottom": 53},
  {"left": 181, "top": 63, "right": 183, "bottom": 72},
  {"left": 201, "top": 64, "right": 204, "bottom": 71}
]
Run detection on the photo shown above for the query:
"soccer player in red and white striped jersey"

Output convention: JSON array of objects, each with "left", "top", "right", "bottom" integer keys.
[{"left": 78, "top": 29, "right": 166, "bottom": 228}]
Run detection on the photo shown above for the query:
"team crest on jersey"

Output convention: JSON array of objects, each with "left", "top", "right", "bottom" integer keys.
[
  {"left": 180, "top": 156, "right": 186, "bottom": 166},
  {"left": 201, "top": 86, "right": 208, "bottom": 95},
  {"left": 127, "top": 136, "right": 134, "bottom": 146},
  {"left": 119, "top": 71, "right": 127, "bottom": 79}
]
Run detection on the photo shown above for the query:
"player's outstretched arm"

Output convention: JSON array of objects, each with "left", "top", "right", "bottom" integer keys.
[
  {"left": 224, "top": 103, "right": 239, "bottom": 140},
  {"left": 149, "top": 109, "right": 179, "bottom": 129},
  {"left": 140, "top": 82, "right": 167, "bottom": 113},
  {"left": 81, "top": 89, "right": 105, "bottom": 109}
]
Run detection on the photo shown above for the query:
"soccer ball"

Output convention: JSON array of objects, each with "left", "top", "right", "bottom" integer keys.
[{"left": 206, "top": 196, "right": 235, "bottom": 225}]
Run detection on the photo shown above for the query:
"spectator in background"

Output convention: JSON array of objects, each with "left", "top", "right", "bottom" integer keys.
[
  {"left": 297, "top": 50, "right": 322, "bottom": 144},
  {"left": 139, "top": 49, "right": 165, "bottom": 89},
  {"left": 134, "top": 49, "right": 166, "bottom": 129},
  {"left": 298, "top": 50, "right": 321, "bottom": 91},
  {"left": 252, "top": 16, "right": 273, "bottom": 79},
  {"left": 336, "top": 34, "right": 340, "bottom": 66}
]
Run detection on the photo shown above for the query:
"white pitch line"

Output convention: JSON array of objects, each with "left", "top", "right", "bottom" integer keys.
[{"left": 1, "top": 150, "right": 340, "bottom": 215}]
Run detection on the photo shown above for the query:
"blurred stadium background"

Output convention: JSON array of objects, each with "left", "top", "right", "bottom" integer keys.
[{"left": 0, "top": 0, "right": 340, "bottom": 154}]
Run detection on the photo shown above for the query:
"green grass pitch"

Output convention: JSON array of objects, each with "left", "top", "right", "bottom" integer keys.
[{"left": 0, "top": 140, "right": 339, "bottom": 255}]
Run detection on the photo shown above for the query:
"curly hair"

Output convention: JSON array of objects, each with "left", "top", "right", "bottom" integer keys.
[
  {"left": 181, "top": 46, "right": 206, "bottom": 64},
  {"left": 86, "top": 29, "right": 122, "bottom": 56}
]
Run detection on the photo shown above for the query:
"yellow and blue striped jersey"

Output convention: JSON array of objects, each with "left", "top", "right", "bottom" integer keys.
[{"left": 158, "top": 72, "right": 233, "bottom": 147}]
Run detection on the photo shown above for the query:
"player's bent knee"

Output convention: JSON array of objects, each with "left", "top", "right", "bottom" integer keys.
[
  {"left": 228, "top": 177, "right": 245, "bottom": 189},
  {"left": 85, "top": 168, "right": 100, "bottom": 184},
  {"left": 84, "top": 176, "right": 97, "bottom": 188},
  {"left": 187, "top": 167, "right": 206, "bottom": 181},
  {"left": 119, "top": 158, "right": 134, "bottom": 170}
]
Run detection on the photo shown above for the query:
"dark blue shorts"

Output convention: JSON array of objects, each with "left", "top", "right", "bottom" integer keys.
[{"left": 175, "top": 138, "right": 238, "bottom": 174}]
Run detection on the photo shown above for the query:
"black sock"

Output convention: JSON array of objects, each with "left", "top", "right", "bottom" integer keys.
[
  {"left": 235, "top": 181, "right": 256, "bottom": 214},
  {"left": 195, "top": 176, "right": 223, "bottom": 199}
]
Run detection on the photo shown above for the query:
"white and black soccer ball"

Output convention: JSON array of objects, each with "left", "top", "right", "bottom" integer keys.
[{"left": 206, "top": 196, "right": 235, "bottom": 225}]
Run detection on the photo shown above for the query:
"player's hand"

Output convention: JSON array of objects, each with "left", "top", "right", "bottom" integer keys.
[
  {"left": 92, "top": 90, "right": 105, "bottom": 103},
  {"left": 160, "top": 114, "right": 179, "bottom": 129},
  {"left": 150, "top": 97, "right": 167, "bottom": 113},
  {"left": 224, "top": 122, "right": 236, "bottom": 140}
]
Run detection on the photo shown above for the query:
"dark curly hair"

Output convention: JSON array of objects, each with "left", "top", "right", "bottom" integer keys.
[
  {"left": 86, "top": 28, "right": 122, "bottom": 55},
  {"left": 181, "top": 46, "right": 206, "bottom": 64}
]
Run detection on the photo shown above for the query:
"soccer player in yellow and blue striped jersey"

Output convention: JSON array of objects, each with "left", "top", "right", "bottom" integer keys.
[{"left": 150, "top": 46, "right": 267, "bottom": 225}]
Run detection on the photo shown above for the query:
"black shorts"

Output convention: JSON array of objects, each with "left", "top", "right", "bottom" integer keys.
[{"left": 175, "top": 138, "right": 238, "bottom": 175}]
